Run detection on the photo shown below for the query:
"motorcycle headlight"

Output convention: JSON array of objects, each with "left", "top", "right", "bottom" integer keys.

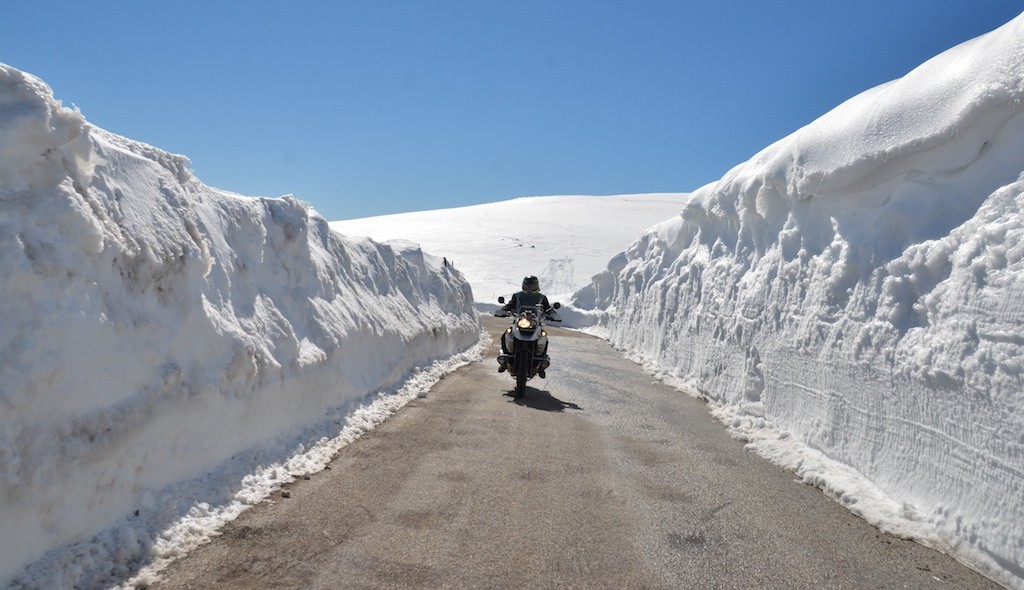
[{"left": 517, "top": 317, "right": 534, "bottom": 329}]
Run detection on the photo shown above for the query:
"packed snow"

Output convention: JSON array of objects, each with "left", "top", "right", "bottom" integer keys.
[
  {"left": 330, "top": 193, "right": 690, "bottom": 306},
  {"left": 569, "top": 13, "right": 1024, "bottom": 589},
  {"left": 0, "top": 63, "right": 482, "bottom": 589}
]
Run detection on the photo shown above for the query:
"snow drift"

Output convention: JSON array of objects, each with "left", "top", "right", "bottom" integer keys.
[
  {"left": 573, "top": 13, "right": 1024, "bottom": 588},
  {"left": 0, "top": 63, "right": 479, "bottom": 588}
]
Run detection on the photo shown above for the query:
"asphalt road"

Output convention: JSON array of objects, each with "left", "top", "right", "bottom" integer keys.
[{"left": 152, "top": 316, "right": 999, "bottom": 589}]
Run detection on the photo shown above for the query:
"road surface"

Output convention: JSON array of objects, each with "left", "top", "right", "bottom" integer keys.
[{"left": 152, "top": 316, "right": 998, "bottom": 589}]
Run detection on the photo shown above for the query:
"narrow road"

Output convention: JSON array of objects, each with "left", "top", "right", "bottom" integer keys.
[{"left": 153, "top": 317, "right": 997, "bottom": 589}]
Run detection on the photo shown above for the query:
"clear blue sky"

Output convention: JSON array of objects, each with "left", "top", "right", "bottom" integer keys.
[{"left": 3, "top": 1, "right": 1021, "bottom": 220}]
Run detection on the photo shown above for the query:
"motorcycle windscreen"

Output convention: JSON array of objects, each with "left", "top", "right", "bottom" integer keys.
[{"left": 515, "top": 292, "right": 545, "bottom": 310}]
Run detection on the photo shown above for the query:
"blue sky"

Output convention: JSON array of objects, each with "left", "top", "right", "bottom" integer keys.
[{"left": 3, "top": 1, "right": 1021, "bottom": 220}]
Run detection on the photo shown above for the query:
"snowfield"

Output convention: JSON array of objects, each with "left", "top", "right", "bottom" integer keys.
[
  {"left": 330, "top": 192, "right": 690, "bottom": 306},
  {"left": 571, "top": 12, "right": 1024, "bottom": 589},
  {"left": 0, "top": 64, "right": 481, "bottom": 589}
]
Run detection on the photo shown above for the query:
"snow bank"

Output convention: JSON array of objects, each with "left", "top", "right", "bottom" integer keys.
[
  {"left": 573, "top": 13, "right": 1024, "bottom": 588},
  {"left": 0, "top": 63, "right": 480, "bottom": 588}
]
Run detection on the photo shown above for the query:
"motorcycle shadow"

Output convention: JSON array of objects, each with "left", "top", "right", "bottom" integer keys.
[{"left": 504, "top": 387, "right": 583, "bottom": 413}]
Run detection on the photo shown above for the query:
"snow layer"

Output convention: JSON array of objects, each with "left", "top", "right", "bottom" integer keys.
[
  {"left": 574, "top": 13, "right": 1024, "bottom": 589},
  {"left": 330, "top": 193, "right": 690, "bottom": 305},
  {"left": 0, "top": 63, "right": 480, "bottom": 589}
]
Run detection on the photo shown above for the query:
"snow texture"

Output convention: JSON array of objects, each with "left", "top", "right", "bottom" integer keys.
[
  {"left": 0, "top": 63, "right": 481, "bottom": 589},
  {"left": 573, "top": 13, "right": 1024, "bottom": 589}
]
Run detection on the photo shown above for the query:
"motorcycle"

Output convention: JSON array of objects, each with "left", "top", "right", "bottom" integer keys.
[{"left": 495, "top": 297, "right": 561, "bottom": 399}]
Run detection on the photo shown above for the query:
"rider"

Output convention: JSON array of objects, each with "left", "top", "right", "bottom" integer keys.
[
  {"left": 494, "top": 276, "right": 558, "bottom": 377},
  {"left": 496, "top": 276, "right": 552, "bottom": 316}
]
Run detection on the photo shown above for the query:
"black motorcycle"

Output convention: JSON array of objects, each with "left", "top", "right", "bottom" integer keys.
[{"left": 495, "top": 298, "right": 561, "bottom": 399}]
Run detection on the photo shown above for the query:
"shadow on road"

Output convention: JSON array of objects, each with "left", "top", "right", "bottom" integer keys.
[{"left": 505, "top": 387, "right": 583, "bottom": 412}]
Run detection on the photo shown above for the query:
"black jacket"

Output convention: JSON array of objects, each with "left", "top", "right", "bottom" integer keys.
[{"left": 500, "top": 291, "right": 552, "bottom": 314}]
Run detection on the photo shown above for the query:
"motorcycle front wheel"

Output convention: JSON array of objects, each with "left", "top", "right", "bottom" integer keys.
[{"left": 514, "top": 349, "right": 530, "bottom": 399}]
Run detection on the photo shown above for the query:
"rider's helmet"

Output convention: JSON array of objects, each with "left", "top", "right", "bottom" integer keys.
[{"left": 522, "top": 276, "right": 540, "bottom": 292}]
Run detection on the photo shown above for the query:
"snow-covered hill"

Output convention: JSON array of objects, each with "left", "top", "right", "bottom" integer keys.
[
  {"left": 0, "top": 64, "right": 481, "bottom": 589},
  {"left": 330, "top": 193, "right": 690, "bottom": 306},
  {"left": 572, "top": 13, "right": 1024, "bottom": 589}
]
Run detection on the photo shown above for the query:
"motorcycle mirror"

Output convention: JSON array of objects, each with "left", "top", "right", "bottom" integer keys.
[
  {"left": 498, "top": 296, "right": 505, "bottom": 304},
  {"left": 553, "top": 302, "right": 561, "bottom": 309}
]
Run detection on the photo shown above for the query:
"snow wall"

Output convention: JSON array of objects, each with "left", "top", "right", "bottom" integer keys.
[
  {"left": 0, "top": 64, "right": 480, "bottom": 588},
  {"left": 573, "top": 14, "right": 1024, "bottom": 588}
]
